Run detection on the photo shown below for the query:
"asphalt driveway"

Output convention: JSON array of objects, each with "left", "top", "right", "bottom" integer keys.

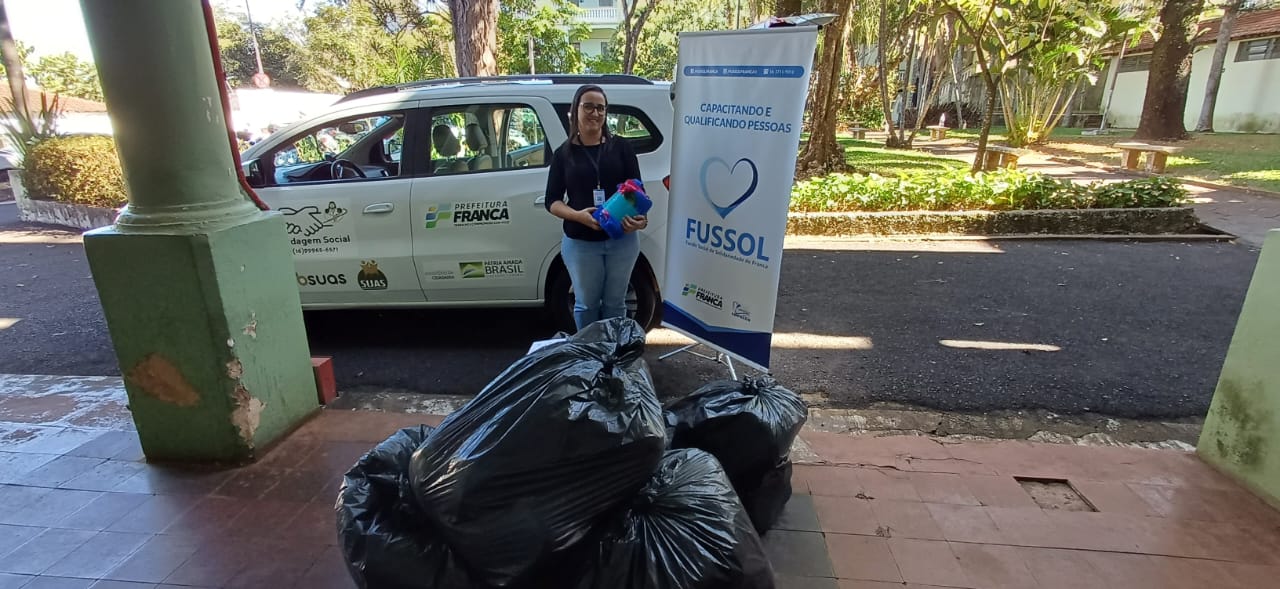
[{"left": 1, "top": 209, "right": 1258, "bottom": 419}]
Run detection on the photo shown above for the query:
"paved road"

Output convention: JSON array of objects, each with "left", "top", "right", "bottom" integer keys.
[{"left": 0, "top": 209, "right": 1260, "bottom": 419}]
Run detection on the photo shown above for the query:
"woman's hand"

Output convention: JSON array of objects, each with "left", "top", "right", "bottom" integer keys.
[
  {"left": 577, "top": 207, "right": 601, "bottom": 231},
  {"left": 622, "top": 215, "right": 648, "bottom": 233}
]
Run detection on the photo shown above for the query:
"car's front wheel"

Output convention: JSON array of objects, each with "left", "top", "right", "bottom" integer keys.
[{"left": 548, "top": 260, "right": 660, "bottom": 333}]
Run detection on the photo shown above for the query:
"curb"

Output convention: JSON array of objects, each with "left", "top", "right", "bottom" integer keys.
[
  {"left": 786, "top": 207, "right": 1201, "bottom": 238},
  {"left": 784, "top": 232, "right": 1234, "bottom": 242}
]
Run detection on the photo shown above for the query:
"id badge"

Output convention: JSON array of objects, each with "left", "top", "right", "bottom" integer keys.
[{"left": 592, "top": 189, "right": 606, "bottom": 207}]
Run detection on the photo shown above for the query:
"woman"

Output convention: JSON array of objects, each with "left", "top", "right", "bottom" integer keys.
[{"left": 544, "top": 84, "right": 648, "bottom": 331}]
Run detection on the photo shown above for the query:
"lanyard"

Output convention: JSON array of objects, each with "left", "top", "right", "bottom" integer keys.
[{"left": 580, "top": 138, "right": 605, "bottom": 190}]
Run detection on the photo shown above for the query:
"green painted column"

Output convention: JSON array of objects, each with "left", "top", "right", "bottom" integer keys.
[
  {"left": 1199, "top": 229, "right": 1280, "bottom": 507},
  {"left": 80, "top": 0, "right": 317, "bottom": 463}
]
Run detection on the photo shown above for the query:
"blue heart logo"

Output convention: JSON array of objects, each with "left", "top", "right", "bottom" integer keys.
[{"left": 700, "top": 157, "right": 758, "bottom": 219}]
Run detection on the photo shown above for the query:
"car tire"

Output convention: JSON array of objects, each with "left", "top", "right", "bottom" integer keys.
[{"left": 549, "top": 260, "right": 660, "bottom": 334}]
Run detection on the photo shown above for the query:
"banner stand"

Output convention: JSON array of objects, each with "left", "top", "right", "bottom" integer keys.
[{"left": 658, "top": 343, "right": 738, "bottom": 380}]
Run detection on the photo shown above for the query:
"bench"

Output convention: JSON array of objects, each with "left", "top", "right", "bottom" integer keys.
[
  {"left": 976, "top": 145, "right": 1030, "bottom": 171},
  {"left": 848, "top": 127, "right": 870, "bottom": 140},
  {"left": 1114, "top": 142, "right": 1183, "bottom": 174},
  {"left": 926, "top": 125, "right": 949, "bottom": 140}
]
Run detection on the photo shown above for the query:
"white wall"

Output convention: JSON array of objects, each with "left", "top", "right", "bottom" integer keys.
[{"left": 1103, "top": 38, "right": 1280, "bottom": 132}]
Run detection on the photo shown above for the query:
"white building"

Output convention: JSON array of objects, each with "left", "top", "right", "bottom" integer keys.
[
  {"left": 551, "top": 0, "right": 626, "bottom": 59},
  {"left": 1100, "top": 7, "right": 1280, "bottom": 132}
]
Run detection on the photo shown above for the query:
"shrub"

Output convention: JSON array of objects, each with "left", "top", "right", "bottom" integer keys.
[
  {"left": 791, "top": 168, "right": 1188, "bottom": 213},
  {"left": 23, "top": 135, "right": 128, "bottom": 208},
  {"left": 836, "top": 66, "right": 888, "bottom": 129}
]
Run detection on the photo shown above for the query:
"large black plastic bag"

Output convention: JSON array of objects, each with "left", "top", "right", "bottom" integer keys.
[
  {"left": 574, "top": 449, "right": 776, "bottom": 589},
  {"left": 336, "top": 425, "right": 475, "bottom": 589},
  {"left": 408, "top": 317, "right": 666, "bottom": 587},
  {"left": 665, "top": 375, "right": 808, "bottom": 533}
]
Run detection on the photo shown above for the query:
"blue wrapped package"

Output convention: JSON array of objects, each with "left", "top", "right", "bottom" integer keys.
[{"left": 594, "top": 178, "right": 652, "bottom": 239}]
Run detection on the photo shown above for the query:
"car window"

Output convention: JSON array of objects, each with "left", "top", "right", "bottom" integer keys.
[
  {"left": 270, "top": 112, "right": 406, "bottom": 184},
  {"left": 428, "top": 103, "right": 548, "bottom": 175},
  {"left": 553, "top": 102, "right": 663, "bottom": 154}
]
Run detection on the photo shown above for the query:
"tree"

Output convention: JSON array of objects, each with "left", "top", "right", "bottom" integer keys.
[
  {"left": 796, "top": 0, "right": 854, "bottom": 175},
  {"left": 619, "top": 0, "right": 660, "bottom": 74},
  {"left": 0, "top": 0, "right": 26, "bottom": 115},
  {"left": 498, "top": 0, "right": 590, "bottom": 74},
  {"left": 996, "top": 1, "right": 1138, "bottom": 146},
  {"left": 448, "top": 0, "right": 499, "bottom": 77},
  {"left": 214, "top": 8, "right": 307, "bottom": 89},
  {"left": 945, "top": 0, "right": 1049, "bottom": 171},
  {"left": 29, "top": 53, "right": 103, "bottom": 101},
  {"left": 301, "top": 1, "right": 453, "bottom": 92},
  {"left": 1134, "top": 0, "right": 1206, "bottom": 140},
  {"left": 1195, "top": 0, "right": 1243, "bottom": 132},
  {"left": 599, "top": 0, "right": 726, "bottom": 79},
  {"left": 776, "top": 0, "right": 803, "bottom": 16}
]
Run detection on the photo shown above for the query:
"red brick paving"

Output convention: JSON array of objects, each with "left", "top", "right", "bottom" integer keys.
[{"left": 1, "top": 382, "right": 1278, "bottom": 588}]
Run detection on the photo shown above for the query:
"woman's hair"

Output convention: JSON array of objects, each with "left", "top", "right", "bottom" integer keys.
[{"left": 568, "top": 84, "right": 611, "bottom": 143}]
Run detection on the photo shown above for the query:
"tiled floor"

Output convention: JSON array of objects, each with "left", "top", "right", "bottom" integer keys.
[
  {"left": 769, "top": 431, "right": 1280, "bottom": 589},
  {"left": 2, "top": 379, "right": 1279, "bottom": 588}
]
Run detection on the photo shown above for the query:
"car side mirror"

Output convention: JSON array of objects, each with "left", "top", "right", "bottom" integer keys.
[{"left": 243, "top": 159, "right": 266, "bottom": 188}]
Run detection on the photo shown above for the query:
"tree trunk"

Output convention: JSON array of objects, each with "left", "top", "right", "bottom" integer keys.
[
  {"left": 1134, "top": 0, "right": 1206, "bottom": 141},
  {"left": 877, "top": 0, "right": 899, "bottom": 144},
  {"left": 448, "top": 0, "right": 498, "bottom": 77},
  {"left": 776, "top": 0, "right": 802, "bottom": 17},
  {"left": 1195, "top": 0, "right": 1242, "bottom": 132},
  {"left": 974, "top": 76, "right": 996, "bottom": 172},
  {"left": 797, "top": 0, "right": 852, "bottom": 176},
  {"left": 622, "top": 0, "right": 658, "bottom": 74},
  {"left": 0, "top": 0, "right": 27, "bottom": 116}
]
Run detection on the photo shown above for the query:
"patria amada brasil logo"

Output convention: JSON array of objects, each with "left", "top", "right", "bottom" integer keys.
[{"left": 687, "top": 156, "right": 771, "bottom": 262}]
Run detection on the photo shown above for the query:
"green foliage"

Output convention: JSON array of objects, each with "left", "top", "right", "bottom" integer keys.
[
  {"left": 213, "top": 7, "right": 307, "bottom": 89},
  {"left": 23, "top": 135, "right": 127, "bottom": 208},
  {"left": 0, "top": 41, "right": 34, "bottom": 77},
  {"left": 836, "top": 66, "right": 890, "bottom": 129},
  {"left": 498, "top": 0, "right": 590, "bottom": 74},
  {"left": 604, "top": 0, "right": 727, "bottom": 79},
  {"left": 0, "top": 93, "right": 63, "bottom": 165},
  {"left": 28, "top": 52, "right": 103, "bottom": 102},
  {"left": 299, "top": 0, "right": 453, "bottom": 92},
  {"left": 790, "top": 168, "right": 1188, "bottom": 212}
]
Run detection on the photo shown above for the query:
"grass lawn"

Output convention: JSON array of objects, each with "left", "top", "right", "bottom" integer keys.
[
  {"left": 946, "top": 126, "right": 1280, "bottom": 193},
  {"left": 838, "top": 136, "right": 965, "bottom": 176}
]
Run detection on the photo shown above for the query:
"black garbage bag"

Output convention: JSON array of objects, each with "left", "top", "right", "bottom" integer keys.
[
  {"left": 336, "top": 425, "right": 475, "bottom": 589},
  {"left": 573, "top": 449, "right": 776, "bottom": 589},
  {"left": 408, "top": 317, "right": 666, "bottom": 587},
  {"left": 665, "top": 375, "right": 807, "bottom": 533}
]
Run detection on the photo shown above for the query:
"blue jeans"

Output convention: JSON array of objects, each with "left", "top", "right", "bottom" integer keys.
[{"left": 561, "top": 233, "right": 640, "bottom": 330}]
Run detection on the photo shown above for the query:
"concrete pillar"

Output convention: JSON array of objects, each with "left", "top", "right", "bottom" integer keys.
[
  {"left": 1199, "top": 229, "right": 1280, "bottom": 507},
  {"left": 80, "top": 0, "right": 317, "bottom": 462}
]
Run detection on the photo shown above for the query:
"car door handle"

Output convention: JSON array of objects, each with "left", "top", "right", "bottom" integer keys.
[
  {"left": 363, "top": 203, "right": 394, "bottom": 214},
  {"left": 534, "top": 195, "right": 546, "bottom": 205}
]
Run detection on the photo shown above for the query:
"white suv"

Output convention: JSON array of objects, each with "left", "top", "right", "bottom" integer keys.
[{"left": 240, "top": 75, "right": 673, "bottom": 331}]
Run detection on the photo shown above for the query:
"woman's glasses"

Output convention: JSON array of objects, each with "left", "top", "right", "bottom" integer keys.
[{"left": 580, "top": 102, "right": 607, "bottom": 114}]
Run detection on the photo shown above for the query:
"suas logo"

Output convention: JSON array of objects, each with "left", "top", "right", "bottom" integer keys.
[
  {"left": 296, "top": 273, "right": 346, "bottom": 287},
  {"left": 358, "top": 260, "right": 388, "bottom": 291}
]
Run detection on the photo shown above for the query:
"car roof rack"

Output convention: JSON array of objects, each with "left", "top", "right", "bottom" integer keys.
[{"left": 336, "top": 74, "right": 653, "bottom": 104}]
